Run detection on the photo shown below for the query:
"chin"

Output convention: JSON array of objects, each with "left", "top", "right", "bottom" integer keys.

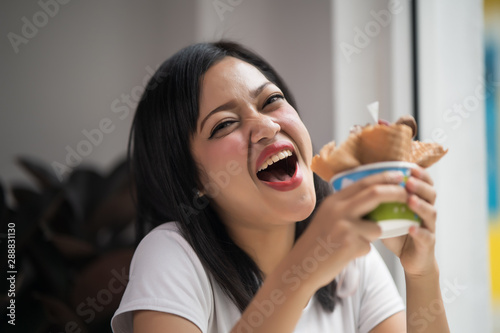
[
  {"left": 298, "top": 192, "right": 317, "bottom": 220},
  {"left": 281, "top": 187, "right": 316, "bottom": 222},
  {"left": 299, "top": 171, "right": 317, "bottom": 213}
]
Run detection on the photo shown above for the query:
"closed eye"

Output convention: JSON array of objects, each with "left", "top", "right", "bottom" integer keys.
[
  {"left": 209, "top": 120, "right": 237, "bottom": 139},
  {"left": 264, "top": 93, "right": 285, "bottom": 108}
]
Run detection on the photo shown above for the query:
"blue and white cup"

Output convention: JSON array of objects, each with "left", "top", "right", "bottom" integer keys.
[{"left": 331, "top": 161, "right": 421, "bottom": 239}]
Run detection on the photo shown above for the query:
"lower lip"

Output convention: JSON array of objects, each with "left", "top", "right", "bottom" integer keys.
[{"left": 261, "top": 161, "right": 303, "bottom": 191}]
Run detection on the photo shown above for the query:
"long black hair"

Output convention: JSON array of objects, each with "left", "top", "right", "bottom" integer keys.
[{"left": 129, "top": 41, "right": 337, "bottom": 312}]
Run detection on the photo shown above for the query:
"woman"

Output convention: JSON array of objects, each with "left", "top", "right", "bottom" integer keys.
[{"left": 111, "top": 41, "right": 449, "bottom": 332}]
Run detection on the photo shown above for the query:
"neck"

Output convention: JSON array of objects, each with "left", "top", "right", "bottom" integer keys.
[{"left": 227, "top": 222, "right": 296, "bottom": 278}]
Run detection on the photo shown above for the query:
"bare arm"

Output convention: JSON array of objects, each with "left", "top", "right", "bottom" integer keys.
[
  {"left": 230, "top": 258, "right": 318, "bottom": 333},
  {"left": 379, "top": 166, "right": 450, "bottom": 333},
  {"left": 370, "top": 261, "right": 448, "bottom": 333},
  {"left": 369, "top": 266, "right": 448, "bottom": 333},
  {"left": 405, "top": 262, "right": 449, "bottom": 332}
]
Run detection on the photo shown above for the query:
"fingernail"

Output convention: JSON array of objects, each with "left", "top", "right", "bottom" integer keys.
[
  {"left": 411, "top": 165, "right": 423, "bottom": 176},
  {"left": 387, "top": 171, "right": 404, "bottom": 181},
  {"left": 406, "top": 177, "right": 415, "bottom": 191},
  {"left": 408, "top": 194, "right": 419, "bottom": 207},
  {"left": 409, "top": 225, "right": 418, "bottom": 235}
]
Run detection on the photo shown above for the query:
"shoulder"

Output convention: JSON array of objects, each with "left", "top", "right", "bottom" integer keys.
[
  {"left": 130, "top": 221, "right": 213, "bottom": 299},
  {"left": 111, "top": 222, "right": 214, "bottom": 333},
  {"left": 132, "top": 222, "right": 201, "bottom": 268},
  {"left": 137, "top": 222, "right": 191, "bottom": 252}
]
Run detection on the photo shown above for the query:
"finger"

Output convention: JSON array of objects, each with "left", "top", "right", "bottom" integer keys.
[
  {"left": 407, "top": 194, "right": 437, "bottom": 233},
  {"left": 408, "top": 225, "right": 435, "bottom": 249},
  {"left": 335, "top": 171, "right": 405, "bottom": 200},
  {"left": 337, "top": 219, "right": 382, "bottom": 257},
  {"left": 406, "top": 176, "right": 437, "bottom": 204},
  {"left": 345, "top": 184, "right": 408, "bottom": 218},
  {"left": 352, "top": 218, "right": 383, "bottom": 242},
  {"left": 411, "top": 166, "right": 434, "bottom": 186}
]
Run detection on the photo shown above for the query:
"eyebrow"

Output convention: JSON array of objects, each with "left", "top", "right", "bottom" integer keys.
[
  {"left": 199, "top": 81, "right": 272, "bottom": 132},
  {"left": 251, "top": 81, "right": 272, "bottom": 98}
]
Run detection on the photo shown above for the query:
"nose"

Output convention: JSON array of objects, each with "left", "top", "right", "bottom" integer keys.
[{"left": 249, "top": 114, "right": 281, "bottom": 144}]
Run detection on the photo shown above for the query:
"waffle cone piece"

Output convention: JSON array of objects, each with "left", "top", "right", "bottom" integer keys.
[
  {"left": 409, "top": 141, "right": 448, "bottom": 168},
  {"left": 358, "top": 124, "right": 413, "bottom": 164},
  {"left": 311, "top": 115, "right": 448, "bottom": 181},
  {"left": 311, "top": 134, "right": 361, "bottom": 181}
]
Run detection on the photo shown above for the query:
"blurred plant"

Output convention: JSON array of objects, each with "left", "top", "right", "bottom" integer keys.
[{"left": 1, "top": 157, "right": 136, "bottom": 332}]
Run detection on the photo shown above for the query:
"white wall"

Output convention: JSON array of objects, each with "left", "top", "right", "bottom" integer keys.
[
  {"left": 418, "top": 0, "right": 492, "bottom": 332},
  {"left": 331, "top": 0, "right": 413, "bottom": 142}
]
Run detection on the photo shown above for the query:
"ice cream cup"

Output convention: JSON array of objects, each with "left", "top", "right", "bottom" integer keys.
[{"left": 331, "top": 161, "right": 421, "bottom": 239}]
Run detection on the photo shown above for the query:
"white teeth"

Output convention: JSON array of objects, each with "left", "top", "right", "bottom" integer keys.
[{"left": 258, "top": 149, "right": 293, "bottom": 172}]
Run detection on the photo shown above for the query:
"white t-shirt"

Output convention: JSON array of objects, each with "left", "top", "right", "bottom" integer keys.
[{"left": 111, "top": 222, "right": 405, "bottom": 333}]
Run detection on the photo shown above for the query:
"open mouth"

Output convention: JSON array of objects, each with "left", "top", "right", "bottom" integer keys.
[{"left": 256, "top": 149, "right": 298, "bottom": 182}]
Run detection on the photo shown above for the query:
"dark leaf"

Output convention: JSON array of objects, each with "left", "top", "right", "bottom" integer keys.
[
  {"left": 26, "top": 234, "right": 73, "bottom": 296},
  {"left": 103, "top": 158, "right": 129, "bottom": 194},
  {"left": 10, "top": 185, "right": 61, "bottom": 240},
  {"left": 8, "top": 187, "right": 48, "bottom": 249},
  {"left": 43, "top": 194, "right": 77, "bottom": 235},
  {"left": 34, "top": 293, "right": 89, "bottom": 333},
  {"left": 11, "top": 186, "right": 44, "bottom": 211},
  {"left": 71, "top": 249, "right": 133, "bottom": 325},
  {"left": 0, "top": 181, "right": 5, "bottom": 218},
  {"left": 85, "top": 181, "right": 135, "bottom": 237},
  {"left": 51, "top": 233, "right": 96, "bottom": 259},
  {"left": 16, "top": 156, "right": 61, "bottom": 190},
  {"left": 63, "top": 168, "right": 105, "bottom": 232}
]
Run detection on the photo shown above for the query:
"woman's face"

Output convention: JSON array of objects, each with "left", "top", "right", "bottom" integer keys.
[{"left": 191, "top": 56, "right": 316, "bottom": 228}]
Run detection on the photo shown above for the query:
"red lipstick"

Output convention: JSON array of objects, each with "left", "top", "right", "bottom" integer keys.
[{"left": 256, "top": 141, "right": 303, "bottom": 192}]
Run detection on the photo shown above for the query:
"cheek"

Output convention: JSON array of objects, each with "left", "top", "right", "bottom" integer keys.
[
  {"left": 199, "top": 136, "right": 248, "bottom": 176},
  {"left": 195, "top": 136, "right": 250, "bottom": 200}
]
